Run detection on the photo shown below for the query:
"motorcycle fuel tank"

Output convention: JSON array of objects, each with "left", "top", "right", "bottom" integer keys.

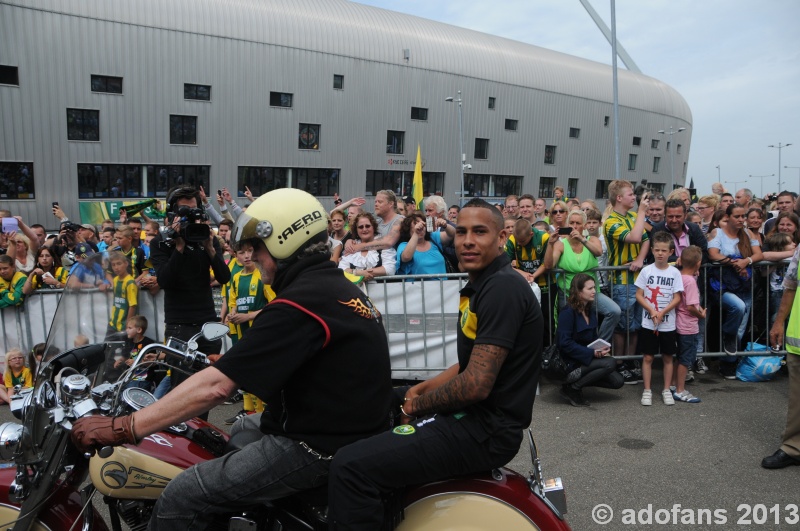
[{"left": 90, "top": 445, "right": 184, "bottom": 500}]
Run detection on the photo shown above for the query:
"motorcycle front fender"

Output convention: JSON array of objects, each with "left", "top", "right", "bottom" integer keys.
[
  {"left": 0, "top": 467, "right": 109, "bottom": 531},
  {"left": 399, "top": 468, "right": 570, "bottom": 530}
]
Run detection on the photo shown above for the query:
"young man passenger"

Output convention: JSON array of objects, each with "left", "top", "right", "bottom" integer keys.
[
  {"left": 635, "top": 232, "right": 683, "bottom": 406},
  {"left": 328, "top": 199, "right": 542, "bottom": 529}
]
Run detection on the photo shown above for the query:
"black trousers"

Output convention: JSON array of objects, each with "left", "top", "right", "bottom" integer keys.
[{"left": 328, "top": 414, "right": 517, "bottom": 530}]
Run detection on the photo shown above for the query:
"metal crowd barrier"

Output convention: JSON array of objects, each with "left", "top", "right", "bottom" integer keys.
[{"left": 0, "top": 261, "right": 789, "bottom": 377}]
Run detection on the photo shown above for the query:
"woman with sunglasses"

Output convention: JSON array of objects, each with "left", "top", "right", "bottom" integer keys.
[
  {"left": 338, "top": 213, "right": 396, "bottom": 281},
  {"left": 549, "top": 203, "right": 568, "bottom": 232},
  {"left": 542, "top": 209, "right": 621, "bottom": 344}
]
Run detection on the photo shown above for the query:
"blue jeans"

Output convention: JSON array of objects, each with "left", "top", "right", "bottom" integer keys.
[
  {"left": 612, "top": 283, "right": 641, "bottom": 333},
  {"left": 149, "top": 434, "right": 330, "bottom": 530},
  {"left": 720, "top": 291, "right": 752, "bottom": 363}
]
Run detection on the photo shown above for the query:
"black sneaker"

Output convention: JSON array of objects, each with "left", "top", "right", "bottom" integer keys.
[
  {"left": 225, "top": 410, "right": 248, "bottom": 425},
  {"left": 619, "top": 368, "right": 639, "bottom": 385},
  {"left": 560, "top": 384, "right": 590, "bottom": 407},
  {"left": 631, "top": 367, "right": 644, "bottom": 383},
  {"left": 723, "top": 334, "right": 738, "bottom": 356},
  {"left": 719, "top": 362, "right": 737, "bottom": 380},
  {"left": 694, "top": 358, "right": 708, "bottom": 374}
]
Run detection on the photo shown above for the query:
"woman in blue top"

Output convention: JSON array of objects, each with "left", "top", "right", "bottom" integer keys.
[
  {"left": 396, "top": 213, "right": 448, "bottom": 276},
  {"left": 557, "top": 273, "right": 623, "bottom": 407}
]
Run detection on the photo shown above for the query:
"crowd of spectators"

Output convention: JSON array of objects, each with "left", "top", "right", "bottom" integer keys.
[{"left": 1, "top": 181, "right": 798, "bottom": 412}]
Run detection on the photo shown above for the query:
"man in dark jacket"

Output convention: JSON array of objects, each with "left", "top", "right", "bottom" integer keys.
[
  {"left": 149, "top": 185, "right": 231, "bottom": 391},
  {"left": 71, "top": 189, "right": 393, "bottom": 530},
  {"left": 649, "top": 199, "right": 709, "bottom": 265}
]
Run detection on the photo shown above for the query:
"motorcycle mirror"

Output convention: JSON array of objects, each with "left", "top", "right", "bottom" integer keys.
[{"left": 202, "top": 322, "right": 230, "bottom": 341}]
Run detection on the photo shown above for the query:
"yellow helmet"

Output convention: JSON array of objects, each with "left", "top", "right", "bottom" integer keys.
[{"left": 232, "top": 188, "right": 328, "bottom": 260}]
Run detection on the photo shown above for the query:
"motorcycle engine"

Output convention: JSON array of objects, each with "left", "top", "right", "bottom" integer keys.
[{"left": 114, "top": 499, "right": 153, "bottom": 531}]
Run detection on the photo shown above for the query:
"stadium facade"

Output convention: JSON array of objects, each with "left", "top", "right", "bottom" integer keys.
[{"left": 0, "top": 0, "right": 692, "bottom": 225}]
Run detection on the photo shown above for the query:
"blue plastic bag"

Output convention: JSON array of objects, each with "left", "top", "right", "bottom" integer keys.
[{"left": 736, "top": 342, "right": 783, "bottom": 382}]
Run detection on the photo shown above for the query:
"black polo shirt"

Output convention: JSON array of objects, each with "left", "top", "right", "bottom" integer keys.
[{"left": 457, "top": 254, "right": 542, "bottom": 454}]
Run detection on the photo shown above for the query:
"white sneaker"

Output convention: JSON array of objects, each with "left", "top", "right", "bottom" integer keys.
[
  {"left": 685, "top": 369, "right": 695, "bottom": 383},
  {"left": 641, "top": 389, "right": 653, "bottom": 406},
  {"left": 662, "top": 389, "right": 675, "bottom": 406}
]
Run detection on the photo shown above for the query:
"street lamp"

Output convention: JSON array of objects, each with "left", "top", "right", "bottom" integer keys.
[
  {"left": 784, "top": 166, "right": 800, "bottom": 190},
  {"left": 724, "top": 180, "right": 746, "bottom": 193},
  {"left": 768, "top": 143, "right": 792, "bottom": 194},
  {"left": 445, "top": 91, "right": 467, "bottom": 206},
  {"left": 747, "top": 174, "right": 775, "bottom": 198},
  {"left": 715, "top": 165, "right": 721, "bottom": 182},
  {"left": 657, "top": 126, "right": 686, "bottom": 191}
]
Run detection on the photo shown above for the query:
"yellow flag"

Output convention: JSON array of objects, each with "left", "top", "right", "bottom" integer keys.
[{"left": 412, "top": 144, "right": 423, "bottom": 207}]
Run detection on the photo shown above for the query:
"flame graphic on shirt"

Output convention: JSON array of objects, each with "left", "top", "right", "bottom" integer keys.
[{"left": 339, "top": 297, "right": 381, "bottom": 320}]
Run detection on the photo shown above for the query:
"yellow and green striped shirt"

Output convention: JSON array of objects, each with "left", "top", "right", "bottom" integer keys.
[
  {"left": 108, "top": 274, "right": 138, "bottom": 331},
  {"left": 604, "top": 210, "right": 649, "bottom": 285}
]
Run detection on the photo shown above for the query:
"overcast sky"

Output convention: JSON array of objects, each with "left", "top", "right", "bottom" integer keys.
[{"left": 355, "top": 0, "right": 800, "bottom": 197}]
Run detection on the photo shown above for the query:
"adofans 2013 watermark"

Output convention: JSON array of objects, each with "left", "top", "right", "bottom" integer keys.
[{"left": 591, "top": 503, "right": 799, "bottom": 526}]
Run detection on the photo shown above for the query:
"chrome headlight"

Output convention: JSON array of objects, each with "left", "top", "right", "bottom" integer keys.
[{"left": 0, "top": 422, "right": 23, "bottom": 461}]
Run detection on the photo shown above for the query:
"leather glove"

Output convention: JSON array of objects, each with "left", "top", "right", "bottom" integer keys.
[{"left": 71, "top": 415, "right": 137, "bottom": 454}]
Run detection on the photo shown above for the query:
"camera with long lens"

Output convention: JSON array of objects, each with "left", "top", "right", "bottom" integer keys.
[
  {"left": 60, "top": 221, "right": 83, "bottom": 233},
  {"left": 160, "top": 206, "right": 210, "bottom": 244}
]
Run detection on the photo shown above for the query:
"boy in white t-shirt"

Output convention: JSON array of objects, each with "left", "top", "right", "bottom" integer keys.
[{"left": 635, "top": 232, "right": 684, "bottom": 406}]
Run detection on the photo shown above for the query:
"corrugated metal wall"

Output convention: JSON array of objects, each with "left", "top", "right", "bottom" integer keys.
[{"left": 0, "top": 0, "right": 692, "bottom": 226}]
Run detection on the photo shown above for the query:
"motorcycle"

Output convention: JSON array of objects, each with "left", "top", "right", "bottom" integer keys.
[{"left": 0, "top": 284, "right": 570, "bottom": 530}]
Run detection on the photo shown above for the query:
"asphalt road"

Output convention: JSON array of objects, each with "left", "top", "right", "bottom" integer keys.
[
  {"left": 1, "top": 368, "right": 796, "bottom": 530},
  {"left": 510, "top": 369, "right": 798, "bottom": 530}
]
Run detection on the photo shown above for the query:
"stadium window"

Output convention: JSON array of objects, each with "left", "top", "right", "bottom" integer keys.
[
  {"left": 298, "top": 123, "right": 320, "bottom": 150},
  {"left": 269, "top": 91, "right": 293, "bottom": 108},
  {"left": 184, "top": 83, "right": 211, "bottom": 101},
  {"left": 677, "top": 144, "right": 682, "bottom": 154},
  {"left": 633, "top": 136, "right": 642, "bottom": 147},
  {"left": 569, "top": 127, "right": 580, "bottom": 139},
  {"left": 239, "top": 166, "right": 340, "bottom": 197},
  {"left": 90, "top": 75, "right": 123, "bottom": 94},
  {"left": 169, "top": 115, "right": 197, "bottom": 145},
  {"left": 365, "top": 170, "right": 445, "bottom": 197},
  {"left": 628, "top": 154, "right": 638, "bottom": 171},
  {"left": 461, "top": 173, "right": 522, "bottom": 198},
  {"left": 650, "top": 183, "right": 665, "bottom": 194},
  {"left": 0, "top": 65, "right": 19, "bottom": 86},
  {"left": 604, "top": 116, "right": 610, "bottom": 127},
  {"left": 544, "top": 145, "right": 556, "bottom": 165},
  {"left": 666, "top": 141, "right": 670, "bottom": 152},
  {"left": 474, "top": 138, "right": 489, "bottom": 160},
  {"left": 567, "top": 178, "right": 578, "bottom": 198},
  {"left": 505, "top": 119, "right": 518, "bottom": 131},
  {"left": 333, "top": 75, "right": 344, "bottom": 90},
  {"left": 386, "top": 130, "right": 405, "bottom": 155},
  {"left": 66, "top": 109, "right": 100, "bottom": 141},
  {"left": 651, "top": 139, "right": 660, "bottom": 149},
  {"left": 488, "top": 97, "right": 496, "bottom": 110},
  {"left": 411, "top": 107, "right": 428, "bottom": 121},
  {"left": 0, "top": 162, "right": 35, "bottom": 199},
  {"left": 595, "top": 179, "right": 612, "bottom": 199},
  {"left": 77, "top": 164, "right": 209, "bottom": 199},
  {"left": 538, "top": 177, "right": 556, "bottom": 198},
  {"left": 653, "top": 157, "right": 661, "bottom": 173}
]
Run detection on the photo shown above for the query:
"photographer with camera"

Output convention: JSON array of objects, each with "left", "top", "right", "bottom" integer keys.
[{"left": 150, "top": 185, "right": 231, "bottom": 396}]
